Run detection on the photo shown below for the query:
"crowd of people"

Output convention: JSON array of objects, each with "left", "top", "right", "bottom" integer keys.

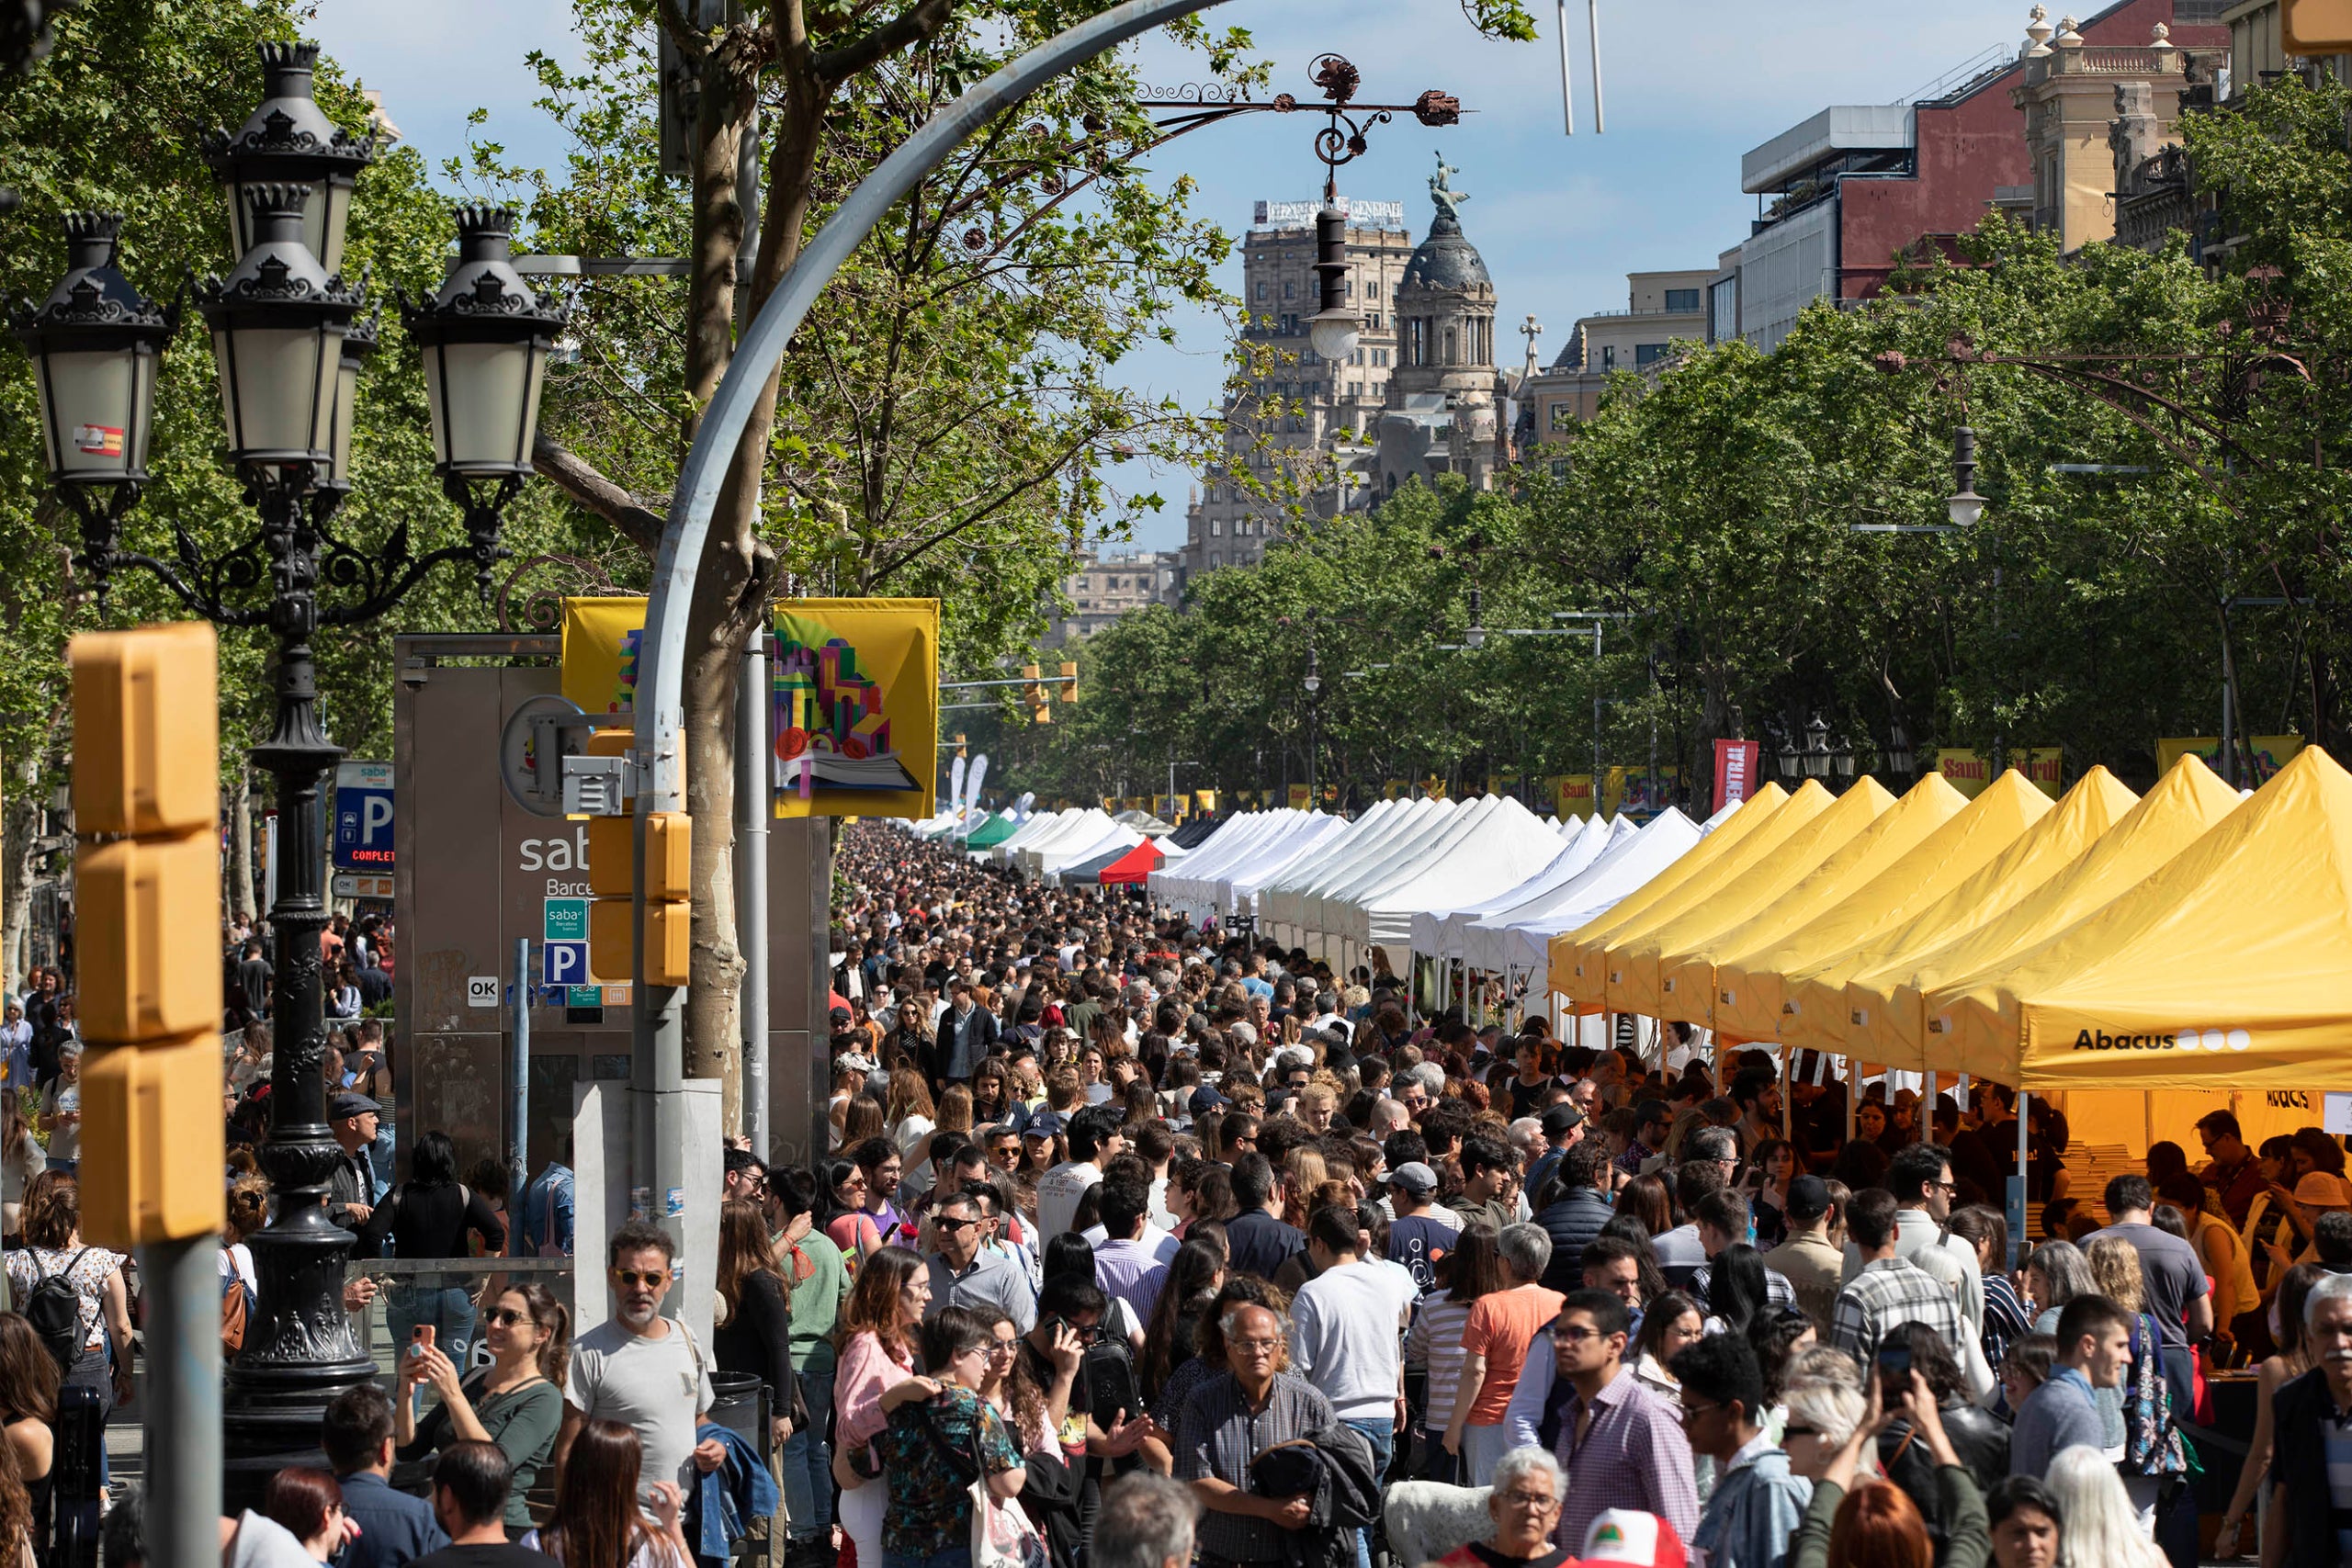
[{"left": 8, "top": 818, "right": 2352, "bottom": 1568}]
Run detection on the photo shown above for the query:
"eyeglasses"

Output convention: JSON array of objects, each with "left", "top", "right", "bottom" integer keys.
[
  {"left": 1555, "top": 1325, "right": 1609, "bottom": 1344},
  {"left": 1497, "top": 1491, "right": 1559, "bottom": 1512},
  {"left": 612, "top": 1269, "right": 672, "bottom": 1289},
  {"left": 1228, "top": 1337, "right": 1281, "bottom": 1357},
  {"left": 1677, "top": 1399, "right": 1723, "bottom": 1424},
  {"left": 1782, "top": 1425, "right": 1820, "bottom": 1440},
  {"left": 484, "top": 1308, "right": 536, "bottom": 1328},
  {"left": 989, "top": 1337, "right": 1019, "bottom": 1357}
]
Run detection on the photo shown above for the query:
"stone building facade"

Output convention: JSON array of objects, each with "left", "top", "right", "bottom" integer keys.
[{"left": 1045, "top": 548, "right": 1180, "bottom": 648}]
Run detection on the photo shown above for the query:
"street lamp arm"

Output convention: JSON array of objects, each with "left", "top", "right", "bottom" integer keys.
[{"left": 59, "top": 485, "right": 273, "bottom": 627}]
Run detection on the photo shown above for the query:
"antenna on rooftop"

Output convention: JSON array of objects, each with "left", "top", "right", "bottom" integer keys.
[{"left": 1556, "top": 0, "right": 1607, "bottom": 136}]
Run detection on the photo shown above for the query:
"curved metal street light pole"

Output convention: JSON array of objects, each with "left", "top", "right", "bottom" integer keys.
[{"left": 629, "top": 0, "right": 1231, "bottom": 1238}]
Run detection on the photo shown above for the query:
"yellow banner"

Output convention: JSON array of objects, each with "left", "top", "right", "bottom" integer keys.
[
  {"left": 1936, "top": 748, "right": 1994, "bottom": 799},
  {"left": 1385, "top": 780, "right": 1408, "bottom": 800},
  {"left": 772, "top": 600, "right": 939, "bottom": 820},
  {"left": 2157, "top": 735, "right": 2303, "bottom": 785},
  {"left": 1551, "top": 773, "right": 1594, "bottom": 819},
  {"left": 1195, "top": 789, "right": 1218, "bottom": 815},
  {"left": 1287, "top": 784, "right": 1311, "bottom": 809},
  {"left": 1099, "top": 796, "right": 1118, "bottom": 814},
  {"left": 2022, "top": 747, "right": 2063, "bottom": 798},
  {"left": 1423, "top": 777, "right": 1449, "bottom": 801},
  {"left": 563, "top": 596, "right": 940, "bottom": 821},
  {"left": 560, "top": 598, "right": 645, "bottom": 715},
  {"left": 1602, "top": 765, "right": 1679, "bottom": 818}
]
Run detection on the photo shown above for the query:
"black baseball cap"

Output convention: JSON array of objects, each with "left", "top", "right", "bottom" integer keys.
[
  {"left": 1787, "top": 1174, "right": 1832, "bottom": 1223},
  {"left": 1540, "top": 1102, "right": 1585, "bottom": 1139}
]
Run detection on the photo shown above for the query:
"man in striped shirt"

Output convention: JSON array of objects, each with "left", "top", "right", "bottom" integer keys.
[{"left": 1175, "top": 1302, "right": 1337, "bottom": 1568}]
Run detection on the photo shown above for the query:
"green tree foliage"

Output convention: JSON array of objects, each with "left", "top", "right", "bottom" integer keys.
[
  {"left": 1014, "top": 79, "right": 2350, "bottom": 815},
  {"left": 0, "top": 1, "right": 598, "bottom": 981}
]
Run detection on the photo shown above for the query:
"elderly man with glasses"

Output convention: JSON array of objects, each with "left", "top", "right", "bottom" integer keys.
[{"left": 1175, "top": 1301, "right": 1338, "bottom": 1568}]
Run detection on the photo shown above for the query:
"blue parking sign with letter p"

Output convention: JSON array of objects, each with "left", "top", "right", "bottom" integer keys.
[{"left": 545, "top": 941, "right": 592, "bottom": 988}]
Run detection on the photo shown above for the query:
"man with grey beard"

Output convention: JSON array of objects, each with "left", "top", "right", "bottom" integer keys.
[
  {"left": 2262, "top": 1272, "right": 2352, "bottom": 1568},
  {"left": 553, "top": 1222, "right": 723, "bottom": 1508}
]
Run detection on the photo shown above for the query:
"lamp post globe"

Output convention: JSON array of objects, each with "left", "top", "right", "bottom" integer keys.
[
  {"left": 10, "top": 212, "right": 174, "bottom": 518},
  {"left": 1802, "top": 714, "right": 1832, "bottom": 780},
  {"left": 1307, "top": 201, "right": 1360, "bottom": 363},
  {"left": 401, "top": 205, "right": 564, "bottom": 595},
  {"left": 203, "top": 41, "right": 376, "bottom": 272},
  {"left": 198, "top": 183, "right": 364, "bottom": 472},
  {"left": 1946, "top": 424, "right": 1986, "bottom": 527}
]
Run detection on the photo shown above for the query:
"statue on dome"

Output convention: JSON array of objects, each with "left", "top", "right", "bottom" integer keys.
[{"left": 1430, "top": 152, "right": 1468, "bottom": 221}]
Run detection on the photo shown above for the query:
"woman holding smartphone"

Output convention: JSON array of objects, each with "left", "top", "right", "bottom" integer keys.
[{"left": 396, "top": 1281, "right": 568, "bottom": 1533}]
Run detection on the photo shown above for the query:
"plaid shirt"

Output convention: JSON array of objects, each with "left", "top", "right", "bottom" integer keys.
[
  {"left": 1828, "top": 1256, "right": 1964, "bottom": 1364},
  {"left": 1173, "top": 1370, "right": 1336, "bottom": 1565}
]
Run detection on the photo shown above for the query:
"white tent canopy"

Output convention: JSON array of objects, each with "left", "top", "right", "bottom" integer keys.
[
  {"left": 1151, "top": 810, "right": 1317, "bottom": 919},
  {"left": 1024, "top": 821, "right": 1142, "bottom": 875},
  {"left": 1334, "top": 795, "right": 1567, "bottom": 958},
  {"left": 1260, "top": 798, "right": 1445, "bottom": 945},
  {"left": 1411, "top": 812, "right": 1626, "bottom": 966},
  {"left": 1206, "top": 812, "right": 1356, "bottom": 919},
  {"left": 994, "top": 807, "right": 1103, "bottom": 867},
  {"left": 1488, "top": 802, "right": 1729, "bottom": 993}
]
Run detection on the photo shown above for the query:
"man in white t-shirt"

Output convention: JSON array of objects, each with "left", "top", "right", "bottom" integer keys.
[
  {"left": 1289, "top": 1203, "right": 1417, "bottom": 1568},
  {"left": 1035, "top": 1105, "right": 1126, "bottom": 1241},
  {"left": 558, "top": 1223, "right": 721, "bottom": 1508}
]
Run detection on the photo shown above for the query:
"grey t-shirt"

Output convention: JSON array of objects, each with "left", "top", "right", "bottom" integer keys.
[
  {"left": 2084, "top": 1222, "right": 2209, "bottom": 1348},
  {"left": 565, "top": 1318, "right": 713, "bottom": 1503}
]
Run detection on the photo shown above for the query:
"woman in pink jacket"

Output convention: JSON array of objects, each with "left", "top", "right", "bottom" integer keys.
[{"left": 831, "top": 1246, "right": 930, "bottom": 1568}]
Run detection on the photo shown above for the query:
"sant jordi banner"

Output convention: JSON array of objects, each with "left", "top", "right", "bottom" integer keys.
[{"left": 560, "top": 596, "right": 939, "bottom": 821}]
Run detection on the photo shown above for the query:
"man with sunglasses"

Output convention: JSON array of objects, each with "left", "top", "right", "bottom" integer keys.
[
  {"left": 922, "top": 1187, "right": 1037, "bottom": 1331},
  {"left": 1668, "top": 1333, "right": 1808, "bottom": 1568},
  {"left": 1541, "top": 1290, "right": 1697, "bottom": 1556},
  {"left": 556, "top": 1222, "right": 723, "bottom": 1509}
]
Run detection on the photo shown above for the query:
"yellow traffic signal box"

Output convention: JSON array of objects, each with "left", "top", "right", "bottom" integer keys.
[
  {"left": 2286, "top": 0, "right": 2352, "bottom": 51},
  {"left": 586, "top": 812, "right": 692, "bottom": 985},
  {"left": 68, "top": 621, "right": 223, "bottom": 1247},
  {"left": 1058, "top": 661, "right": 1079, "bottom": 703}
]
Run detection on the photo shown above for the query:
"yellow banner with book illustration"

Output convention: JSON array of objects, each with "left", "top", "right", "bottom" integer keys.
[
  {"left": 1601, "top": 766, "right": 1678, "bottom": 818},
  {"left": 560, "top": 596, "right": 939, "bottom": 821},
  {"left": 2157, "top": 735, "right": 2302, "bottom": 785}
]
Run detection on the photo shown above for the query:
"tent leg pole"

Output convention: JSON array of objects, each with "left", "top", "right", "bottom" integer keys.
[
  {"left": 2016, "top": 1088, "right": 2030, "bottom": 1267},
  {"left": 1846, "top": 1056, "right": 1857, "bottom": 1144},
  {"left": 1921, "top": 1072, "right": 1934, "bottom": 1143},
  {"left": 1781, "top": 1045, "right": 1792, "bottom": 1140}
]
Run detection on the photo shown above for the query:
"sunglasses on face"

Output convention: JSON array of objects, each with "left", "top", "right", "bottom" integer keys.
[
  {"left": 485, "top": 1308, "right": 536, "bottom": 1328},
  {"left": 934, "top": 1215, "right": 979, "bottom": 1232},
  {"left": 612, "top": 1269, "right": 671, "bottom": 1289}
]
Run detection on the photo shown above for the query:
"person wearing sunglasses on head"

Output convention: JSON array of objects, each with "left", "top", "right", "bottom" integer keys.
[{"left": 552, "top": 1223, "right": 724, "bottom": 1514}]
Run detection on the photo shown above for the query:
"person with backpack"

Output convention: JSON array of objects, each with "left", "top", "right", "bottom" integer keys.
[
  {"left": 358, "top": 1131, "right": 506, "bottom": 1382},
  {"left": 4, "top": 1174, "right": 130, "bottom": 1418}
]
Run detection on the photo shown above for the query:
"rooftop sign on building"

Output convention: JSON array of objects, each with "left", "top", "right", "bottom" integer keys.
[{"left": 1253, "top": 197, "right": 1406, "bottom": 231}]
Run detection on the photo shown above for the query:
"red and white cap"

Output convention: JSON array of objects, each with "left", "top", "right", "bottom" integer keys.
[{"left": 1578, "top": 1511, "right": 1688, "bottom": 1568}]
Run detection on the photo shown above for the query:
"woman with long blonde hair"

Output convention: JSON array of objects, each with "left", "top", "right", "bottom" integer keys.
[
  {"left": 1280, "top": 1148, "right": 1329, "bottom": 1230},
  {"left": 886, "top": 1068, "right": 937, "bottom": 1164}
]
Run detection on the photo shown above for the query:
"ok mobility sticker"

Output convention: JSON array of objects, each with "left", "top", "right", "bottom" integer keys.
[{"left": 2072, "top": 1027, "right": 2252, "bottom": 1052}]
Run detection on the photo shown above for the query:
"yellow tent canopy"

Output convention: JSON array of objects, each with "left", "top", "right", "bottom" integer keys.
[
  {"left": 1652, "top": 776, "right": 1962, "bottom": 1029},
  {"left": 1616, "top": 777, "right": 1898, "bottom": 1021},
  {"left": 1838, "top": 767, "right": 2139, "bottom": 1062},
  {"left": 1712, "top": 770, "right": 2054, "bottom": 1051},
  {"left": 1888, "top": 754, "right": 2240, "bottom": 1075},
  {"left": 1567, "top": 781, "right": 1837, "bottom": 1014},
  {"left": 1925, "top": 746, "right": 2352, "bottom": 1091},
  {"left": 1552, "top": 782, "right": 1799, "bottom": 1011}
]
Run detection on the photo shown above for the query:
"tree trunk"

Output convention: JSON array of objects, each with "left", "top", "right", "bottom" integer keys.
[
  {"left": 230, "top": 761, "right": 259, "bottom": 924},
  {"left": 0, "top": 750, "right": 39, "bottom": 997}
]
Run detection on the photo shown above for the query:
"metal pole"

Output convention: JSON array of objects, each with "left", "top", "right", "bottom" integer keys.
[
  {"left": 1589, "top": 0, "right": 1606, "bottom": 132},
  {"left": 2014, "top": 1089, "right": 2030, "bottom": 1269},
  {"left": 741, "top": 637, "right": 773, "bottom": 1159},
  {"left": 2220, "top": 608, "right": 2237, "bottom": 787},
  {"left": 145, "top": 1234, "right": 220, "bottom": 1568},
  {"left": 1591, "top": 622, "right": 1603, "bottom": 809},
  {"left": 512, "top": 938, "right": 530, "bottom": 1212},
  {"left": 632, "top": 0, "right": 1237, "bottom": 1240},
  {"left": 1555, "top": 0, "right": 1574, "bottom": 133}
]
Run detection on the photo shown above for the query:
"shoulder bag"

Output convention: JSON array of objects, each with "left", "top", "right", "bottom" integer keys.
[{"left": 918, "top": 1398, "right": 1044, "bottom": 1568}]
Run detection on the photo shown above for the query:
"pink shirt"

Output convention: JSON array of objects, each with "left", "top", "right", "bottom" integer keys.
[{"left": 834, "top": 1329, "right": 915, "bottom": 1448}]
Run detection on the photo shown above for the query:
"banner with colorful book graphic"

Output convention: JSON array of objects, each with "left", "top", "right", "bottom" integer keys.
[
  {"left": 558, "top": 596, "right": 938, "bottom": 821},
  {"left": 771, "top": 599, "right": 938, "bottom": 819},
  {"left": 2156, "top": 735, "right": 2303, "bottom": 786}
]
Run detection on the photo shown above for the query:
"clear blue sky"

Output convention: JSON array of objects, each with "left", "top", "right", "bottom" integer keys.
[{"left": 310, "top": 0, "right": 2046, "bottom": 549}]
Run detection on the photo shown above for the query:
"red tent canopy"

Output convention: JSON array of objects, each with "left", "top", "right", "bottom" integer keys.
[{"left": 1097, "top": 839, "right": 1166, "bottom": 885}]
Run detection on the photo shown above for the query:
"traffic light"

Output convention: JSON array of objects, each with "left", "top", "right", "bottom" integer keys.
[
  {"left": 1057, "top": 661, "right": 1079, "bottom": 704},
  {"left": 585, "top": 810, "right": 693, "bottom": 986},
  {"left": 954, "top": 732, "right": 967, "bottom": 760},
  {"left": 68, "top": 621, "right": 223, "bottom": 1247},
  {"left": 1023, "top": 662, "right": 1050, "bottom": 726}
]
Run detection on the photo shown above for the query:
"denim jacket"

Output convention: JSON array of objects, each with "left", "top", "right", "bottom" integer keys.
[{"left": 1692, "top": 1436, "right": 1813, "bottom": 1568}]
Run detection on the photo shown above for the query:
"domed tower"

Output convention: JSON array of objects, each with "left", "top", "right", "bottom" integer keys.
[{"left": 1377, "top": 153, "right": 1509, "bottom": 495}]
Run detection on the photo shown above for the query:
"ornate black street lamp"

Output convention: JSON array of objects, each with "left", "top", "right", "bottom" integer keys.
[{"left": 9, "top": 45, "right": 560, "bottom": 1498}]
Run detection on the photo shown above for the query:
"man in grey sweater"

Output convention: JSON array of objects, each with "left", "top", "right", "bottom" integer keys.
[{"left": 2009, "top": 1293, "right": 2132, "bottom": 1477}]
